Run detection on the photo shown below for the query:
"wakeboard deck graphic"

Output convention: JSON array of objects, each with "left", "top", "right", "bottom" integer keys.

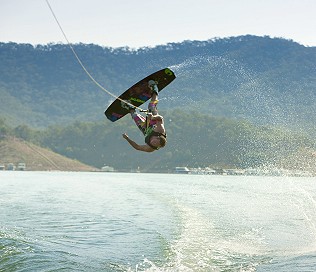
[{"left": 104, "top": 68, "right": 176, "bottom": 122}]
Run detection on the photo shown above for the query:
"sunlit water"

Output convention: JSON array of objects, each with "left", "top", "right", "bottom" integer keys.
[{"left": 1, "top": 171, "right": 316, "bottom": 271}]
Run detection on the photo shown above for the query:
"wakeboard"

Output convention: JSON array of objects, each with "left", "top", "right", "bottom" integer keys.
[{"left": 104, "top": 68, "right": 176, "bottom": 122}]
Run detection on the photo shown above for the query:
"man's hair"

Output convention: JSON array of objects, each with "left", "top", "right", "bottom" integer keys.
[{"left": 159, "top": 135, "right": 167, "bottom": 147}]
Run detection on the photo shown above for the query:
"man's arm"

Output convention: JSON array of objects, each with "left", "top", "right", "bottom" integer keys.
[{"left": 122, "top": 133, "right": 155, "bottom": 152}]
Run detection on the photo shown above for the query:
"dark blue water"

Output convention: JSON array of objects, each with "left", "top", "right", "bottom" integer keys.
[{"left": 1, "top": 172, "right": 316, "bottom": 271}]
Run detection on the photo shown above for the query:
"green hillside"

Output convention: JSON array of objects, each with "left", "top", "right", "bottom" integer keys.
[
  {"left": 1, "top": 36, "right": 316, "bottom": 134},
  {"left": 1, "top": 36, "right": 316, "bottom": 171}
]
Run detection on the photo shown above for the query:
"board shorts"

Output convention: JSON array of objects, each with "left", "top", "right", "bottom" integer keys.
[
  {"left": 131, "top": 113, "right": 158, "bottom": 136},
  {"left": 131, "top": 99, "right": 158, "bottom": 135}
]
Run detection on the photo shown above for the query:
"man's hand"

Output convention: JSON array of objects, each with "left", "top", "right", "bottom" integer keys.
[{"left": 122, "top": 132, "right": 155, "bottom": 152}]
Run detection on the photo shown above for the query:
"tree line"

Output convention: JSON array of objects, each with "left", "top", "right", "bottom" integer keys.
[{"left": 1, "top": 111, "right": 314, "bottom": 172}]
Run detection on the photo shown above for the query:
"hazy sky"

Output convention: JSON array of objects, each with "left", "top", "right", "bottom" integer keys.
[{"left": 1, "top": 0, "right": 316, "bottom": 48}]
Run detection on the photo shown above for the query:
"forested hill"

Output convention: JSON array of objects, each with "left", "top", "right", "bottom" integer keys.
[{"left": 1, "top": 35, "right": 316, "bottom": 132}]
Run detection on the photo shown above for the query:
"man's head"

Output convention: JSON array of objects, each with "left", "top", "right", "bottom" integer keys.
[{"left": 150, "top": 135, "right": 167, "bottom": 150}]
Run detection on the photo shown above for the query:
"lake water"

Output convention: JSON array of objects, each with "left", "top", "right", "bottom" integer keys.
[{"left": 1, "top": 171, "right": 316, "bottom": 272}]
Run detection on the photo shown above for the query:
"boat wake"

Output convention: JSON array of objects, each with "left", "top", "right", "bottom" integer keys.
[{"left": 135, "top": 201, "right": 270, "bottom": 272}]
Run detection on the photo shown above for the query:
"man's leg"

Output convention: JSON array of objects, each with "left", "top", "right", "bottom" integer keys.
[
  {"left": 130, "top": 109, "right": 146, "bottom": 135},
  {"left": 148, "top": 80, "right": 159, "bottom": 115}
]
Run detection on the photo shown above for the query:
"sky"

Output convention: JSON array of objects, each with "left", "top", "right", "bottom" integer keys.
[{"left": 1, "top": 0, "right": 316, "bottom": 48}]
